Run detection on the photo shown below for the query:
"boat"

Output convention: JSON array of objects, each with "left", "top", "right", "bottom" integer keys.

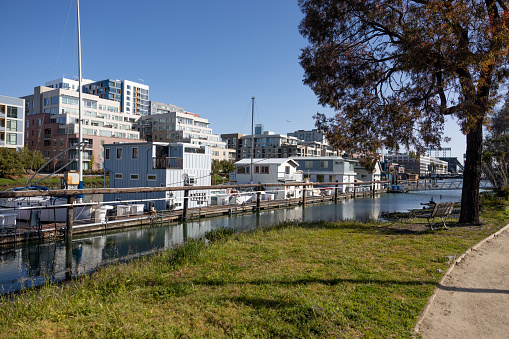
[{"left": 0, "top": 185, "right": 91, "bottom": 223}]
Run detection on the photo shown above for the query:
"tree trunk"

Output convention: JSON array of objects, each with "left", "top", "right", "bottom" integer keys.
[{"left": 459, "top": 118, "right": 483, "bottom": 223}]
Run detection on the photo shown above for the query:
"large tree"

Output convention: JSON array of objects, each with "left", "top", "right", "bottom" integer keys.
[{"left": 299, "top": 0, "right": 509, "bottom": 223}]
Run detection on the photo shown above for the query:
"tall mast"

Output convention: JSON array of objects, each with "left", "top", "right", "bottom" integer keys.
[
  {"left": 77, "top": 0, "right": 83, "bottom": 188},
  {"left": 251, "top": 96, "right": 254, "bottom": 182}
]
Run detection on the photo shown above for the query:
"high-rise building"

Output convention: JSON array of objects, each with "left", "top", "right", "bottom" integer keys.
[
  {"left": 0, "top": 95, "right": 24, "bottom": 150},
  {"left": 82, "top": 79, "right": 150, "bottom": 116},
  {"left": 137, "top": 101, "right": 234, "bottom": 161},
  {"left": 22, "top": 86, "right": 141, "bottom": 171}
]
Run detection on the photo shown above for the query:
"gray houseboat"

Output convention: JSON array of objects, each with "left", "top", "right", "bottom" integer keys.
[{"left": 104, "top": 142, "right": 211, "bottom": 211}]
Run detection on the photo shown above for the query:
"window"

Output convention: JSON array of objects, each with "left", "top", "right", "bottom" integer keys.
[
  {"left": 6, "top": 120, "right": 17, "bottom": 131},
  {"left": 51, "top": 96, "right": 59, "bottom": 105},
  {"left": 237, "top": 166, "right": 249, "bottom": 174},
  {"left": 115, "top": 173, "right": 123, "bottom": 179},
  {"left": 260, "top": 166, "right": 269, "bottom": 174},
  {"left": 255, "top": 166, "right": 259, "bottom": 173},
  {"left": 130, "top": 174, "right": 139, "bottom": 180},
  {"left": 285, "top": 166, "right": 290, "bottom": 174},
  {"left": 320, "top": 161, "right": 329, "bottom": 168},
  {"left": 105, "top": 148, "right": 110, "bottom": 160},
  {"left": 317, "top": 175, "right": 324, "bottom": 182},
  {"left": 305, "top": 161, "right": 313, "bottom": 168},
  {"left": 6, "top": 133, "right": 17, "bottom": 145},
  {"left": 7, "top": 107, "right": 18, "bottom": 118},
  {"left": 132, "top": 147, "right": 138, "bottom": 158},
  {"left": 147, "top": 174, "right": 156, "bottom": 181},
  {"left": 116, "top": 148, "right": 122, "bottom": 159}
]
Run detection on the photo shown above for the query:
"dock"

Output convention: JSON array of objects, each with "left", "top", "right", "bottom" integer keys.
[{"left": 0, "top": 189, "right": 381, "bottom": 245}]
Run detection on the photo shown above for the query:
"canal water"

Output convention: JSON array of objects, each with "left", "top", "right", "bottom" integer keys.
[{"left": 0, "top": 186, "right": 462, "bottom": 294}]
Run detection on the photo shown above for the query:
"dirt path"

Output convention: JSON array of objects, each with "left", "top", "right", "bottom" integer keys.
[{"left": 416, "top": 225, "right": 509, "bottom": 338}]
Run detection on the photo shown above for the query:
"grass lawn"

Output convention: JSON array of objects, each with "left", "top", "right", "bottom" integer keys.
[
  {"left": 0, "top": 175, "right": 106, "bottom": 190},
  {"left": 0, "top": 196, "right": 507, "bottom": 338}
]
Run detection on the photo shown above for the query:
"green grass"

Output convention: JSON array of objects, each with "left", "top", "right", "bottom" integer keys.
[
  {"left": 0, "top": 175, "right": 106, "bottom": 189},
  {"left": 0, "top": 197, "right": 507, "bottom": 338}
]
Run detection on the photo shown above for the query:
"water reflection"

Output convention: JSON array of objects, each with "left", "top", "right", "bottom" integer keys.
[{"left": 0, "top": 188, "right": 462, "bottom": 294}]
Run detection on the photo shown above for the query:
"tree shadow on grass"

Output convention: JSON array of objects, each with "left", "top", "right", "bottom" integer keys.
[{"left": 192, "top": 276, "right": 437, "bottom": 288}]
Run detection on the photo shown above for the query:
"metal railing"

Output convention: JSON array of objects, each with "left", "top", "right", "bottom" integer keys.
[{"left": 152, "top": 157, "right": 183, "bottom": 169}]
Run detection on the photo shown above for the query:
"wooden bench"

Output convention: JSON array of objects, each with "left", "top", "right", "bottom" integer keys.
[{"left": 420, "top": 202, "right": 454, "bottom": 230}]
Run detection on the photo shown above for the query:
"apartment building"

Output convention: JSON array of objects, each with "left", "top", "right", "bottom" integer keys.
[
  {"left": 0, "top": 95, "right": 24, "bottom": 149},
  {"left": 137, "top": 101, "right": 234, "bottom": 161},
  {"left": 22, "top": 86, "right": 140, "bottom": 171},
  {"left": 233, "top": 129, "right": 336, "bottom": 160},
  {"left": 386, "top": 153, "right": 448, "bottom": 176},
  {"left": 82, "top": 79, "right": 150, "bottom": 116}
]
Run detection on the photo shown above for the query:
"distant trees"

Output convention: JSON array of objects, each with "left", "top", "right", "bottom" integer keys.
[
  {"left": 483, "top": 103, "right": 509, "bottom": 195},
  {"left": 299, "top": 0, "right": 509, "bottom": 223},
  {"left": 0, "top": 148, "right": 45, "bottom": 178},
  {"left": 212, "top": 160, "right": 235, "bottom": 176}
]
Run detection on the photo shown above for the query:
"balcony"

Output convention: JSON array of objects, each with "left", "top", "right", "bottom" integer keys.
[{"left": 153, "top": 157, "right": 183, "bottom": 169}]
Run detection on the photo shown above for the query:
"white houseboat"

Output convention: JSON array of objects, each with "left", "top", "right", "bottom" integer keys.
[
  {"left": 230, "top": 158, "right": 304, "bottom": 200},
  {"left": 291, "top": 156, "right": 357, "bottom": 193}
]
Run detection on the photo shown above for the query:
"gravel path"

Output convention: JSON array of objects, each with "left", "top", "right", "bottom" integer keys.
[{"left": 416, "top": 225, "right": 509, "bottom": 338}]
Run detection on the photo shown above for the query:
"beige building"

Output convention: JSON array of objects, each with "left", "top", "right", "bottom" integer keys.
[
  {"left": 138, "top": 102, "right": 233, "bottom": 162},
  {"left": 23, "top": 86, "right": 140, "bottom": 171}
]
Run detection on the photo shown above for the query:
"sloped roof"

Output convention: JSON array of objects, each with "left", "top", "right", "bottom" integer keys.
[{"left": 235, "top": 158, "right": 299, "bottom": 167}]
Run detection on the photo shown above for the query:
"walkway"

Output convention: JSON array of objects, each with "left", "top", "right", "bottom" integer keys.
[{"left": 416, "top": 224, "right": 509, "bottom": 338}]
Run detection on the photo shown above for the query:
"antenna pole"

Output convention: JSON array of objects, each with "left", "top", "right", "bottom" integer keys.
[
  {"left": 251, "top": 96, "right": 254, "bottom": 182},
  {"left": 77, "top": 0, "right": 83, "bottom": 188}
]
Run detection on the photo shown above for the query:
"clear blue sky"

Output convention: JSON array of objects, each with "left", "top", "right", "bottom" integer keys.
[{"left": 0, "top": 0, "right": 466, "bottom": 160}]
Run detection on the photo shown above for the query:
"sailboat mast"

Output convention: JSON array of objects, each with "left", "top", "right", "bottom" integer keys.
[
  {"left": 77, "top": 0, "right": 83, "bottom": 186},
  {"left": 251, "top": 96, "right": 254, "bottom": 182}
]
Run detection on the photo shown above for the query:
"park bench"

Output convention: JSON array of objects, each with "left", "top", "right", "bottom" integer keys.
[{"left": 420, "top": 202, "right": 455, "bottom": 231}]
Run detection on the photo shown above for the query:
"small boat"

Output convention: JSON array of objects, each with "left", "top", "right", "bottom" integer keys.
[{"left": 0, "top": 186, "right": 91, "bottom": 223}]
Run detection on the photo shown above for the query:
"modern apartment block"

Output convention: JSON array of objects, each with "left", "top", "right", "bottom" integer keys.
[
  {"left": 386, "top": 153, "right": 448, "bottom": 176},
  {"left": 220, "top": 133, "right": 245, "bottom": 161},
  {"left": 137, "top": 101, "right": 234, "bottom": 162},
  {"left": 287, "top": 128, "right": 328, "bottom": 144},
  {"left": 0, "top": 95, "right": 24, "bottom": 149},
  {"left": 82, "top": 79, "right": 150, "bottom": 116},
  {"left": 47, "top": 78, "right": 150, "bottom": 116},
  {"left": 230, "top": 129, "right": 336, "bottom": 160},
  {"left": 22, "top": 86, "right": 140, "bottom": 171}
]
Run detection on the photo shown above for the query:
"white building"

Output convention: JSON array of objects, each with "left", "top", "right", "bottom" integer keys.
[
  {"left": 138, "top": 104, "right": 233, "bottom": 161},
  {"left": 0, "top": 95, "right": 24, "bottom": 150},
  {"left": 387, "top": 154, "right": 448, "bottom": 176},
  {"left": 231, "top": 158, "right": 304, "bottom": 200},
  {"left": 292, "top": 156, "right": 357, "bottom": 193},
  {"left": 354, "top": 161, "right": 382, "bottom": 190},
  {"left": 104, "top": 142, "right": 211, "bottom": 211}
]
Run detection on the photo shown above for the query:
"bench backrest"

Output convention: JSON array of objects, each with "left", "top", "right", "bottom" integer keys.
[{"left": 430, "top": 202, "right": 454, "bottom": 218}]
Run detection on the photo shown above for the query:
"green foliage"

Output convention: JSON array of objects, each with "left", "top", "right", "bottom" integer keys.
[
  {"left": 17, "top": 147, "right": 45, "bottom": 174},
  {"left": 484, "top": 103, "right": 509, "bottom": 193},
  {"left": 205, "top": 226, "right": 236, "bottom": 243},
  {"left": 211, "top": 159, "right": 235, "bottom": 175},
  {"left": 0, "top": 148, "right": 23, "bottom": 178},
  {"left": 0, "top": 148, "right": 45, "bottom": 178}
]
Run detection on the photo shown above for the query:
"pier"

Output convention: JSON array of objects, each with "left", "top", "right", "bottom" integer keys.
[{"left": 0, "top": 181, "right": 384, "bottom": 245}]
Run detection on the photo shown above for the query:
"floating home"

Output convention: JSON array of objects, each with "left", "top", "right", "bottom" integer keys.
[
  {"left": 291, "top": 156, "right": 357, "bottom": 193},
  {"left": 104, "top": 142, "right": 211, "bottom": 210},
  {"left": 230, "top": 158, "right": 304, "bottom": 200}
]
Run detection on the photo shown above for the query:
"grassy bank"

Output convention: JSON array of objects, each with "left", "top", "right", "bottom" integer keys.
[
  {"left": 0, "top": 175, "right": 106, "bottom": 190},
  {"left": 0, "top": 197, "right": 507, "bottom": 338}
]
